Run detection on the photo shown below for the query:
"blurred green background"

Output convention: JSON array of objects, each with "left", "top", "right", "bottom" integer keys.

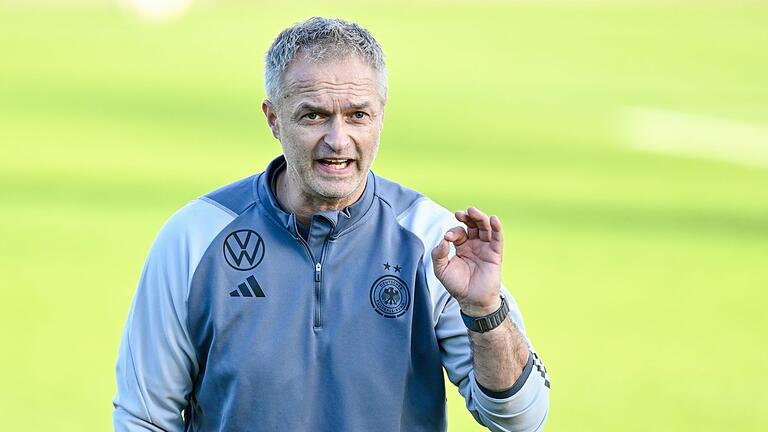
[{"left": 2, "top": 0, "right": 767, "bottom": 430}]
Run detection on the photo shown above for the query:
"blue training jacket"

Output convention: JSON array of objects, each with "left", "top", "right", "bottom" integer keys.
[{"left": 113, "top": 156, "right": 550, "bottom": 432}]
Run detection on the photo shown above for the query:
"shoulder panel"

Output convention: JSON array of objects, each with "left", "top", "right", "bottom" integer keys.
[
  {"left": 373, "top": 174, "right": 425, "bottom": 218},
  {"left": 203, "top": 175, "right": 259, "bottom": 217}
]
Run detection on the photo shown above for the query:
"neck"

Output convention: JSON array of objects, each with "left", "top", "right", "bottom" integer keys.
[{"left": 274, "top": 168, "right": 366, "bottom": 228}]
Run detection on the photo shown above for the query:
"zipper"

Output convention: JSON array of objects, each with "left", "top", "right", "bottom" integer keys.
[
  {"left": 314, "top": 262, "right": 322, "bottom": 328},
  {"left": 293, "top": 218, "right": 332, "bottom": 330},
  {"left": 313, "top": 239, "right": 330, "bottom": 329}
]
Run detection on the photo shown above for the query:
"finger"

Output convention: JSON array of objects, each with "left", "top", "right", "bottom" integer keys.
[
  {"left": 431, "top": 238, "right": 450, "bottom": 277},
  {"left": 490, "top": 215, "right": 504, "bottom": 253},
  {"left": 455, "top": 210, "right": 479, "bottom": 239},
  {"left": 455, "top": 210, "right": 476, "bottom": 227},
  {"left": 467, "top": 207, "right": 492, "bottom": 241},
  {"left": 444, "top": 226, "right": 469, "bottom": 247}
]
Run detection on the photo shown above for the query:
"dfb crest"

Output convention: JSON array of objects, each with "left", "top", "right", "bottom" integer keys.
[{"left": 370, "top": 275, "right": 410, "bottom": 318}]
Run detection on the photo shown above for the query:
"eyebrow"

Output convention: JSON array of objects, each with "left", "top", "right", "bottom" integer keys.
[
  {"left": 346, "top": 101, "right": 372, "bottom": 111},
  {"left": 293, "top": 101, "right": 372, "bottom": 115}
]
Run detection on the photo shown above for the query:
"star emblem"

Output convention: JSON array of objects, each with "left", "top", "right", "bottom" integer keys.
[
  {"left": 394, "top": 265, "right": 402, "bottom": 273},
  {"left": 383, "top": 262, "right": 391, "bottom": 270}
]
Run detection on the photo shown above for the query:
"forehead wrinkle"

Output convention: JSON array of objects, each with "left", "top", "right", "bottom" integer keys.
[
  {"left": 291, "top": 77, "right": 376, "bottom": 85},
  {"left": 285, "top": 86, "right": 380, "bottom": 112},
  {"left": 294, "top": 89, "right": 374, "bottom": 99},
  {"left": 285, "top": 79, "right": 377, "bottom": 94}
]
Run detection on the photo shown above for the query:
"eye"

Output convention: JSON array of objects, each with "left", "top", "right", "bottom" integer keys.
[
  {"left": 304, "top": 113, "right": 320, "bottom": 120},
  {"left": 353, "top": 111, "right": 368, "bottom": 120}
]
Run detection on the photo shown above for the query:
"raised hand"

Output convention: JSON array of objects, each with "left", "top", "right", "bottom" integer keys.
[{"left": 431, "top": 207, "right": 504, "bottom": 316}]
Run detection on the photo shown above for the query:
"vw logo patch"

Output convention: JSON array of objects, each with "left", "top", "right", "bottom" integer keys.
[
  {"left": 223, "top": 229, "right": 265, "bottom": 271},
  {"left": 370, "top": 275, "right": 410, "bottom": 318}
]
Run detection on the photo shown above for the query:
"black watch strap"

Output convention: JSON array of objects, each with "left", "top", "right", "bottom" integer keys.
[{"left": 460, "top": 296, "right": 509, "bottom": 333}]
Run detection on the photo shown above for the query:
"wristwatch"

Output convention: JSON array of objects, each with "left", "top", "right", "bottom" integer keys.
[{"left": 460, "top": 295, "right": 509, "bottom": 333}]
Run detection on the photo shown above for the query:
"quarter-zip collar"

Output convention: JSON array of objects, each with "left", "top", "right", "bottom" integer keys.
[{"left": 255, "top": 155, "right": 376, "bottom": 240}]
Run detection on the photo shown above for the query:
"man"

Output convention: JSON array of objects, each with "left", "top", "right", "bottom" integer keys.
[{"left": 113, "top": 17, "right": 549, "bottom": 432}]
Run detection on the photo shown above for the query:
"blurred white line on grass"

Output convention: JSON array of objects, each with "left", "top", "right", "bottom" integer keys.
[
  {"left": 621, "top": 107, "right": 768, "bottom": 168},
  {"left": 120, "top": 0, "right": 193, "bottom": 22}
]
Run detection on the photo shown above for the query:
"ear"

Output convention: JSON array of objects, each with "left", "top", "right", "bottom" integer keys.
[{"left": 262, "top": 99, "right": 280, "bottom": 140}]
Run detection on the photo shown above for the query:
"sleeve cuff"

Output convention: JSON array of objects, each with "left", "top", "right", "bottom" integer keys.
[{"left": 476, "top": 350, "right": 533, "bottom": 399}]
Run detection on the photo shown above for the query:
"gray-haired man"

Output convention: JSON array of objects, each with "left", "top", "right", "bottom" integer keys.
[{"left": 113, "top": 17, "right": 549, "bottom": 432}]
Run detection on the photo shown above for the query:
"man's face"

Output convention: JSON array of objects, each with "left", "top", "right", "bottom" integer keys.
[{"left": 263, "top": 55, "right": 385, "bottom": 205}]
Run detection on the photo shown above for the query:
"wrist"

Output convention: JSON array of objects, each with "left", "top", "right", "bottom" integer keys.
[
  {"left": 460, "top": 295, "right": 509, "bottom": 333},
  {"left": 459, "top": 296, "right": 502, "bottom": 317}
]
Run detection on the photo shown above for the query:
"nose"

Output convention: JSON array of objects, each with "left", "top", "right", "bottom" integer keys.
[{"left": 322, "top": 117, "right": 352, "bottom": 152}]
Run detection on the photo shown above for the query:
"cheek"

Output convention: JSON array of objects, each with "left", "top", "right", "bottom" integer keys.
[
  {"left": 352, "top": 124, "right": 381, "bottom": 144},
  {"left": 358, "top": 128, "right": 382, "bottom": 156},
  {"left": 280, "top": 129, "right": 317, "bottom": 158}
]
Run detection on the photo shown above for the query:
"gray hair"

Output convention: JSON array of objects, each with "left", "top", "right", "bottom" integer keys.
[{"left": 264, "top": 17, "right": 387, "bottom": 104}]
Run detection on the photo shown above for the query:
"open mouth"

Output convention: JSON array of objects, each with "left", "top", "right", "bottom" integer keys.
[{"left": 317, "top": 158, "right": 354, "bottom": 170}]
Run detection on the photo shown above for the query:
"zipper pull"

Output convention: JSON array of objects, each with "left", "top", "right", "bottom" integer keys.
[{"left": 315, "top": 262, "right": 322, "bottom": 281}]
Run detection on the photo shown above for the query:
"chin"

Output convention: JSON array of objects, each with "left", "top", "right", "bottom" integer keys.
[
  {"left": 317, "top": 186, "right": 356, "bottom": 200},
  {"left": 313, "top": 179, "right": 362, "bottom": 201}
]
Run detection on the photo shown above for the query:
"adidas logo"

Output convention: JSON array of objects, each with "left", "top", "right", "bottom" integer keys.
[{"left": 230, "top": 275, "right": 265, "bottom": 298}]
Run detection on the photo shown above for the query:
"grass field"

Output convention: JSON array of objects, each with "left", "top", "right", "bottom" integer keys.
[{"left": 1, "top": 1, "right": 767, "bottom": 430}]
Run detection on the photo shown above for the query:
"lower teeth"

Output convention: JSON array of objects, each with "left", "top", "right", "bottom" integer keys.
[{"left": 324, "top": 161, "right": 348, "bottom": 169}]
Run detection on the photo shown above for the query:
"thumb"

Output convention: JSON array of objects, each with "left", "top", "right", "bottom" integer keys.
[{"left": 431, "top": 238, "right": 450, "bottom": 278}]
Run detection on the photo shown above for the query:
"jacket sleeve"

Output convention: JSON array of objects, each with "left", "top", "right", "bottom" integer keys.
[
  {"left": 113, "top": 199, "right": 234, "bottom": 431},
  {"left": 436, "top": 288, "right": 550, "bottom": 432},
  {"left": 398, "top": 198, "right": 550, "bottom": 432}
]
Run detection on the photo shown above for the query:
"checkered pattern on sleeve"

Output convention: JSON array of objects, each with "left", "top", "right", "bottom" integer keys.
[{"left": 533, "top": 351, "right": 550, "bottom": 389}]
